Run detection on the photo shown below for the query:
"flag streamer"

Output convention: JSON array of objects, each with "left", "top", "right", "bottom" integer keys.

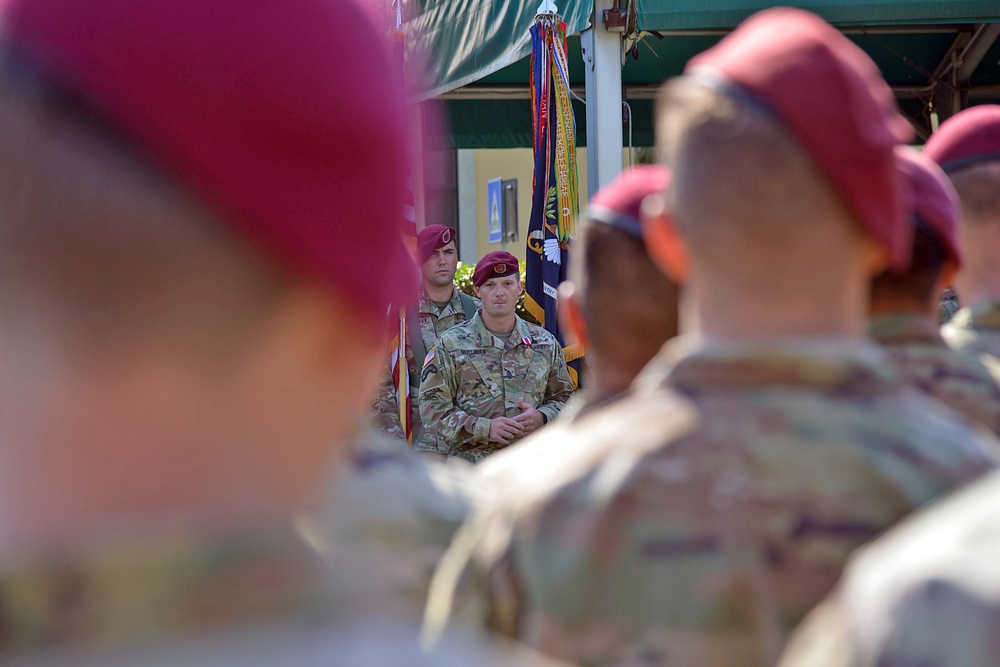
[{"left": 526, "top": 14, "right": 582, "bottom": 387}]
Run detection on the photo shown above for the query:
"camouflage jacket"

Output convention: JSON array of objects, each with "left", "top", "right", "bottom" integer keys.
[
  {"left": 418, "top": 312, "right": 574, "bottom": 462},
  {"left": 941, "top": 301, "right": 1000, "bottom": 363},
  {"left": 779, "top": 469, "right": 1000, "bottom": 667},
  {"left": 870, "top": 312, "right": 1000, "bottom": 434},
  {"left": 371, "top": 287, "right": 479, "bottom": 452},
  {"left": 0, "top": 519, "right": 569, "bottom": 666},
  {"left": 424, "top": 337, "right": 999, "bottom": 667},
  {"left": 303, "top": 431, "right": 486, "bottom": 622}
]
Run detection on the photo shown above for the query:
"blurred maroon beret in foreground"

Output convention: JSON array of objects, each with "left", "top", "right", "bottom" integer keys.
[
  {"left": 686, "top": 7, "right": 913, "bottom": 269},
  {"left": 588, "top": 164, "right": 671, "bottom": 240},
  {"left": 924, "top": 104, "right": 1000, "bottom": 174},
  {"left": 4, "top": 0, "right": 416, "bottom": 327},
  {"left": 895, "top": 146, "right": 962, "bottom": 269}
]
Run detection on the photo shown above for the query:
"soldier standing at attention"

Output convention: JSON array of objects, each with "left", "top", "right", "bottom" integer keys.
[
  {"left": 923, "top": 106, "right": 1000, "bottom": 362},
  {"left": 419, "top": 250, "right": 573, "bottom": 462},
  {"left": 372, "top": 224, "right": 479, "bottom": 454},
  {"left": 868, "top": 146, "right": 1000, "bottom": 434},
  {"left": 424, "top": 10, "right": 999, "bottom": 666}
]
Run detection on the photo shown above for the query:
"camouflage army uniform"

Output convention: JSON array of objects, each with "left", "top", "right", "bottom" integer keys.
[
  {"left": 424, "top": 338, "right": 999, "bottom": 667},
  {"left": 870, "top": 312, "right": 1000, "bottom": 434},
  {"left": 0, "top": 518, "right": 571, "bottom": 666},
  {"left": 371, "top": 287, "right": 479, "bottom": 453},
  {"left": 941, "top": 302, "right": 1000, "bottom": 362},
  {"left": 302, "top": 431, "right": 487, "bottom": 622},
  {"left": 418, "top": 311, "right": 574, "bottom": 462},
  {"left": 779, "top": 469, "right": 1000, "bottom": 667}
]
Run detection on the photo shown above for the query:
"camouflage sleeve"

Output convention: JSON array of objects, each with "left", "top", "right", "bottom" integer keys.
[
  {"left": 418, "top": 343, "right": 492, "bottom": 450},
  {"left": 370, "top": 357, "right": 406, "bottom": 442},
  {"left": 537, "top": 343, "right": 574, "bottom": 424},
  {"left": 423, "top": 503, "right": 520, "bottom": 642}
]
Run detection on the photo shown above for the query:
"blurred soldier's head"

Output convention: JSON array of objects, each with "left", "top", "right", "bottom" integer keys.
[
  {"left": 924, "top": 105, "right": 1000, "bottom": 308},
  {"left": 417, "top": 225, "right": 460, "bottom": 292},
  {"left": 0, "top": 0, "right": 413, "bottom": 551},
  {"left": 870, "top": 147, "right": 962, "bottom": 318},
  {"left": 561, "top": 165, "right": 679, "bottom": 401},
  {"left": 649, "top": 8, "right": 911, "bottom": 339}
]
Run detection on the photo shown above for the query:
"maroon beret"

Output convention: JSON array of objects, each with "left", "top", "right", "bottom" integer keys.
[
  {"left": 473, "top": 251, "right": 520, "bottom": 287},
  {"left": 5, "top": 0, "right": 415, "bottom": 328},
  {"left": 924, "top": 105, "right": 1000, "bottom": 174},
  {"left": 686, "top": 8, "right": 913, "bottom": 270},
  {"left": 588, "top": 165, "right": 671, "bottom": 240},
  {"left": 896, "top": 147, "right": 961, "bottom": 269},
  {"left": 417, "top": 224, "right": 457, "bottom": 263}
]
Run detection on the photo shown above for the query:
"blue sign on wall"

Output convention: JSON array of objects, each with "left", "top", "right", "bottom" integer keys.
[{"left": 487, "top": 177, "right": 503, "bottom": 244}]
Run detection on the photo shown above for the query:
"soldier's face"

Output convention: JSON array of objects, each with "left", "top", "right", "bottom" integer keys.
[
  {"left": 421, "top": 241, "right": 458, "bottom": 288},
  {"left": 476, "top": 275, "right": 522, "bottom": 318}
]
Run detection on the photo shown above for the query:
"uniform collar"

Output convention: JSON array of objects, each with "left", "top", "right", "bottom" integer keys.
[
  {"left": 640, "top": 335, "right": 897, "bottom": 396},
  {"left": 868, "top": 312, "right": 945, "bottom": 348},
  {"left": 417, "top": 286, "right": 463, "bottom": 316},
  {"left": 471, "top": 312, "right": 534, "bottom": 350}
]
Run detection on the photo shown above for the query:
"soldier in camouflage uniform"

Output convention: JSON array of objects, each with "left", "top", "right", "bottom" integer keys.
[
  {"left": 924, "top": 106, "right": 1000, "bottom": 362},
  {"left": 778, "top": 469, "right": 1000, "bottom": 667},
  {"left": 371, "top": 224, "right": 480, "bottom": 453},
  {"left": 0, "top": 2, "right": 565, "bottom": 665},
  {"left": 868, "top": 147, "right": 1000, "bottom": 435},
  {"left": 424, "top": 11, "right": 999, "bottom": 666},
  {"left": 419, "top": 251, "right": 574, "bottom": 462}
]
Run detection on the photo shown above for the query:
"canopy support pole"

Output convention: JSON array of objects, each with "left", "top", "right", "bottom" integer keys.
[{"left": 581, "top": 0, "right": 623, "bottom": 199}]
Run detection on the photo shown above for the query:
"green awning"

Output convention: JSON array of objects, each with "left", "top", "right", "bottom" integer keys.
[
  {"left": 425, "top": 1, "right": 1000, "bottom": 148},
  {"left": 407, "top": 0, "right": 590, "bottom": 99},
  {"left": 637, "top": 0, "right": 1000, "bottom": 31}
]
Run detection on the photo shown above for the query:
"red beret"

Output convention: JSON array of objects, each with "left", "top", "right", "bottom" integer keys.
[
  {"left": 473, "top": 251, "right": 520, "bottom": 287},
  {"left": 924, "top": 105, "right": 1000, "bottom": 174},
  {"left": 588, "top": 165, "right": 671, "bottom": 240},
  {"left": 895, "top": 147, "right": 961, "bottom": 269},
  {"left": 5, "top": 0, "right": 415, "bottom": 328},
  {"left": 417, "top": 225, "right": 457, "bottom": 263},
  {"left": 686, "top": 8, "right": 913, "bottom": 270}
]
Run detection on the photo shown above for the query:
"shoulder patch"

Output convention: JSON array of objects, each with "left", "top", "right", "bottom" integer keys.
[{"left": 423, "top": 348, "right": 435, "bottom": 367}]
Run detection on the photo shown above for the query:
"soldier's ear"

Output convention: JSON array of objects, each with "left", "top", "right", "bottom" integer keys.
[
  {"left": 640, "top": 193, "right": 688, "bottom": 283},
  {"left": 558, "top": 281, "right": 589, "bottom": 350},
  {"left": 474, "top": 284, "right": 482, "bottom": 298}
]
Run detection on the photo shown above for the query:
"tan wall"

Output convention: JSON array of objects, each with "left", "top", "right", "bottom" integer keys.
[
  {"left": 469, "top": 147, "right": 650, "bottom": 263},
  {"left": 472, "top": 148, "right": 591, "bottom": 262}
]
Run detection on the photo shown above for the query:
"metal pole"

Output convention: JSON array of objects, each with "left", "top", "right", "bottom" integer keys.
[{"left": 582, "top": 0, "right": 623, "bottom": 199}]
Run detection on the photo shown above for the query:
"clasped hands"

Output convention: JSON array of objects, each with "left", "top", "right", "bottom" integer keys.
[{"left": 489, "top": 398, "right": 545, "bottom": 444}]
